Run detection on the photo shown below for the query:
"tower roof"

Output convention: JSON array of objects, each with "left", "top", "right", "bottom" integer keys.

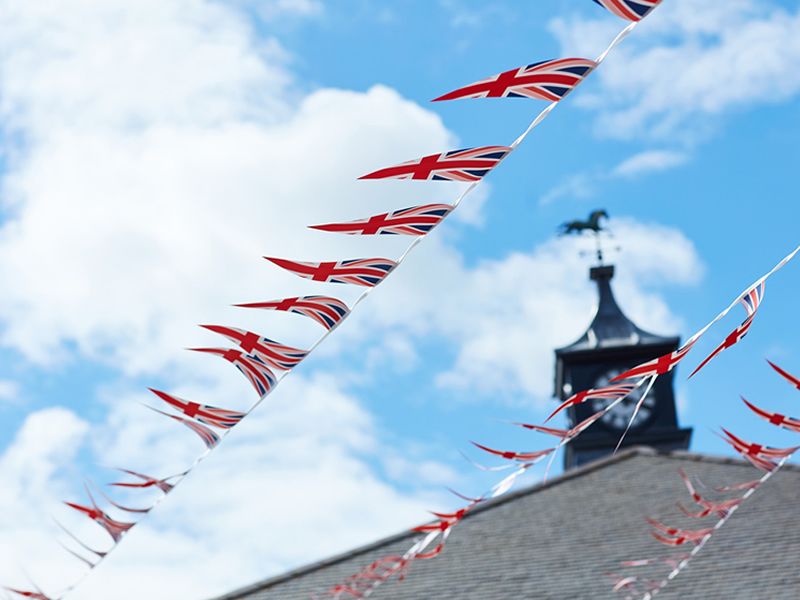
[{"left": 556, "top": 264, "right": 677, "bottom": 355}]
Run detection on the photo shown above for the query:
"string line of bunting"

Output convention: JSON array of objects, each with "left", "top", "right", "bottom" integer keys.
[
  {"left": 0, "top": 1, "right": 785, "bottom": 598},
  {"left": 315, "top": 245, "right": 797, "bottom": 600},
  {"left": 610, "top": 361, "right": 800, "bottom": 600},
  {"left": 2, "top": 0, "right": 632, "bottom": 594}
]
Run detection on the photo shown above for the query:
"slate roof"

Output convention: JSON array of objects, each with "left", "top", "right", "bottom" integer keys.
[{"left": 212, "top": 448, "right": 800, "bottom": 600}]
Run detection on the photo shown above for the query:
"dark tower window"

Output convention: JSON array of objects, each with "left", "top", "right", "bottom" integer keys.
[{"left": 554, "top": 265, "right": 692, "bottom": 469}]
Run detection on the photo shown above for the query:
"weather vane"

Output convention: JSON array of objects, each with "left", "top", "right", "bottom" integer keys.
[{"left": 558, "top": 209, "right": 619, "bottom": 265}]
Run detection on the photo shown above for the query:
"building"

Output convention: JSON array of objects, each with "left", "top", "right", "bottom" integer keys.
[{"left": 212, "top": 264, "right": 799, "bottom": 599}]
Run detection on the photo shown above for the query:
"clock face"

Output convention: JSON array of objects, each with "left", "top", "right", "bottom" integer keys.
[{"left": 590, "top": 368, "right": 656, "bottom": 431}]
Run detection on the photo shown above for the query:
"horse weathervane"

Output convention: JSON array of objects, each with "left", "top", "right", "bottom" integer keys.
[{"left": 559, "top": 209, "right": 618, "bottom": 265}]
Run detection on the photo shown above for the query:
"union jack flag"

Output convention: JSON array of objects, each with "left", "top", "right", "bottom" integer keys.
[
  {"left": 690, "top": 283, "right": 765, "bottom": 378},
  {"left": 429, "top": 505, "right": 474, "bottom": 523},
  {"left": 433, "top": 58, "right": 596, "bottom": 103},
  {"left": 329, "top": 555, "right": 410, "bottom": 598},
  {"left": 514, "top": 422, "right": 570, "bottom": 439},
  {"left": 309, "top": 204, "right": 453, "bottom": 236},
  {"left": 64, "top": 487, "right": 135, "bottom": 543},
  {"left": 546, "top": 382, "right": 638, "bottom": 422},
  {"left": 190, "top": 347, "right": 278, "bottom": 397},
  {"left": 611, "top": 341, "right": 696, "bottom": 383},
  {"left": 200, "top": 324, "right": 308, "bottom": 370},
  {"left": 5, "top": 588, "right": 53, "bottom": 600},
  {"left": 650, "top": 527, "right": 712, "bottom": 547},
  {"left": 323, "top": 550, "right": 415, "bottom": 600},
  {"left": 610, "top": 575, "right": 639, "bottom": 594},
  {"left": 647, "top": 519, "right": 713, "bottom": 545},
  {"left": 516, "top": 409, "right": 605, "bottom": 439},
  {"left": 111, "top": 468, "right": 185, "bottom": 494},
  {"left": 265, "top": 257, "right": 397, "bottom": 287},
  {"left": 677, "top": 499, "right": 739, "bottom": 520},
  {"left": 677, "top": 469, "right": 741, "bottom": 519},
  {"left": 718, "top": 428, "right": 798, "bottom": 472},
  {"left": 415, "top": 539, "right": 449, "bottom": 561},
  {"left": 149, "top": 388, "right": 245, "bottom": 430},
  {"left": 235, "top": 295, "right": 350, "bottom": 331},
  {"left": 741, "top": 396, "right": 800, "bottom": 434},
  {"left": 145, "top": 405, "right": 221, "bottom": 449},
  {"left": 470, "top": 441, "right": 553, "bottom": 463},
  {"left": 593, "top": 0, "right": 663, "bottom": 22},
  {"left": 767, "top": 359, "right": 800, "bottom": 390},
  {"left": 359, "top": 146, "right": 511, "bottom": 182},
  {"left": 412, "top": 518, "right": 458, "bottom": 534},
  {"left": 714, "top": 479, "right": 762, "bottom": 493}
]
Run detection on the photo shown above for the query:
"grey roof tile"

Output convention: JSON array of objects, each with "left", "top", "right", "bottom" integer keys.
[{"left": 212, "top": 448, "right": 800, "bottom": 600}]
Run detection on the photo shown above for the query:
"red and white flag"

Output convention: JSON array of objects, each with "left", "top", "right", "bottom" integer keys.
[
  {"left": 611, "top": 342, "right": 696, "bottom": 382},
  {"left": 149, "top": 388, "right": 245, "bottom": 430},
  {"left": 690, "top": 283, "right": 765, "bottom": 378},
  {"left": 741, "top": 396, "right": 800, "bottom": 434},
  {"left": 235, "top": 295, "right": 349, "bottom": 330},
  {"left": 265, "top": 257, "right": 397, "bottom": 288},
  {"left": 593, "top": 0, "right": 663, "bottom": 22},
  {"left": 190, "top": 347, "right": 278, "bottom": 398},
  {"left": 310, "top": 204, "right": 453, "bottom": 236},
  {"left": 110, "top": 468, "right": 184, "bottom": 494},
  {"left": 145, "top": 405, "right": 221, "bottom": 449},
  {"left": 547, "top": 382, "right": 637, "bottom": 422},
  {"left": 64, "top": 487, "right": 135, "bottom": 544},
  {"left": 359, "top": 146, "right": 511, "bottom": 182},
  {"left": 434, "top": 58, "right": 596, "bottom": 102},
  {"left": 471, "top": 441, "right": 553, "bottom": 463},
  {"left": 201, "top": 324, "right": 307, "bottom": 370},
  {"left": 717, "top": 428, "right": 798, "bottom": 472},
  {"left": 5, "top": 588, "right": 53, "bottom": 600},
  {"left": 767, "top": 360, "right": 800, "bottom": 390}
]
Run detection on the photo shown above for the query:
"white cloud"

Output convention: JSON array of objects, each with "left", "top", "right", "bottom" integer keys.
[
  {"left": 438, "top": 0, "right": 514, "bottom": 29},
  {"left": 0, "top": 407, "right": 88, "bottom": 504},
  {"left": 0, "top": 378, "right": 450, "bottom": 600},
  {"left": 0, "top": 380, "right": 19, "bottom": 403},
  {"left": 0, "top": 408, "right": 90, "bottom": 592},
  {"left": 0, "top": 0, "right": 467, "bottom": 377},
  {"left": 352, "top": 218, "right": 703, "bottom": 405},
  {"left": 240, "top": 0, "right": 324, "bottom": 19},
  {"left": 539, "top": 148, "right": 688, "bottom": 205},
  {"left": 613, "top": 150, "right": 689, "bottom": 178},
  {"left": 550, "top": 0, "right": 800, "bottom": 140},
  {"left": 0, "top": 0, "right": 293, "bottom": 134},
  {"left": 539, "top": 171, "right": 598, "bottom": 206},
  {"left": 435, "top": 220, "right": 702, "bottom": 401}
]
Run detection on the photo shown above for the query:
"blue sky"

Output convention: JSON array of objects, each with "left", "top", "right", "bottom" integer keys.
[{"left": 0, "top": 1, "right": 798, "bottom": 598}]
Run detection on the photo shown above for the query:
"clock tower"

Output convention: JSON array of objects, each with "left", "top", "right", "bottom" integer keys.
[{"left": 554, "top": 264, "right": 692, "bottom": 470}]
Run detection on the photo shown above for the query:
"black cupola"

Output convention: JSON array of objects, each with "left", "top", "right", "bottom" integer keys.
[{"left": 554, "top": 265, "right": 692, "bottom": 469}]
